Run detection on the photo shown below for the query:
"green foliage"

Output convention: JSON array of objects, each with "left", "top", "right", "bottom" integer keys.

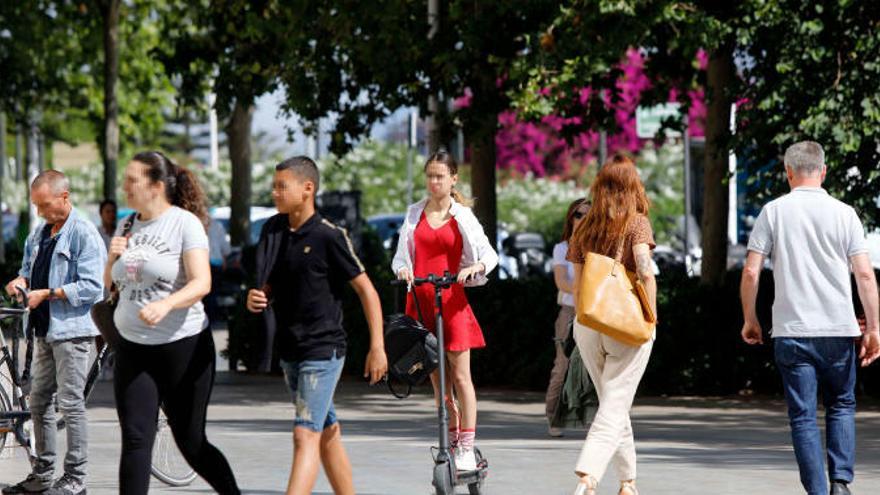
[
  {"left": 228, "top": 262, "right": 852, "bottom": 395},
  {"left": 496, "top": 172, "right": 583, "bottom": 242},
  {"left": 0, "top": 1, "right": 175, "bottom": 153},
  {"left": 734, "top": 0, "right": 880, "bottom": 226},
  {"left": 318, "top": 141, "right": 425, "bottom": 218},
  {"left": 0, "top": 2, "right": 85, "bottom": 126},
  {"left": 510, "top": 0, "right": 880, "bottom": 228},
  {"left": 638, "top": 144, "right": 684, "bottom": 246}
]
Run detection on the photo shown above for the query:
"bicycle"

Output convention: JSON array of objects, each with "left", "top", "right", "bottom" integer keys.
[
  {"left": 0, "top": 287, "right": 33, "bottom": 459},
  {"left": 0, "top": 289, "right": 196, "bottom": 487}
]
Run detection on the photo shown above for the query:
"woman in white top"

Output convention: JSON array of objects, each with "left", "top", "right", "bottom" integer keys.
[
  {"left": 392, "top": 150, "right": 498, "bottom": 471},
  {"left": 105, "top": 151, "right": 239, "bottom": 494},
  {"left": 545, "top": 198, "right": 588, "bottom": 436}
]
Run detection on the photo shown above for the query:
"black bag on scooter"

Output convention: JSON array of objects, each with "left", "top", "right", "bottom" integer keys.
[{"left": 384, "top": 313, "right": 439, "bottom": 399}]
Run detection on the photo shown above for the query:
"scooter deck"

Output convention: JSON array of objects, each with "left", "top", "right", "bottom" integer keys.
[
  {"left": 452, "top": 448, "right": 489, "bottom": 484},
  {"left": 454, "top": 466, "right": 488, "bottom": 484}
]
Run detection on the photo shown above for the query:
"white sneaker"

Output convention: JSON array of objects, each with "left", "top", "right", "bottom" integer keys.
[
  {"left": 548, "top": 426, "right": 563, "bottom": 437},
  {"left": 454, "top": 446, "right": 477, "bottom": 471}
]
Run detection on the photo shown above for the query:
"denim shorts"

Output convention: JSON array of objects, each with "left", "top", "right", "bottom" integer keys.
[{"left": 279, "top": 351, "right": 345, "bottom": 432}]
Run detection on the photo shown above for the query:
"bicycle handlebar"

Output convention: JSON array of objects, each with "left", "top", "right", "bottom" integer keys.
[{"left": 0, "top": 286, "right": 30, "bottom": 317}]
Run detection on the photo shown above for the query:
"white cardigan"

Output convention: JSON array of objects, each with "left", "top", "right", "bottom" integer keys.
[{"left": 391, "top": 198, "right": 499, "bottom": 287}]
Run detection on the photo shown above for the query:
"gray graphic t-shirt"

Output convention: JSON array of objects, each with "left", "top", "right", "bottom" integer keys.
[{"left": 112, "top": 206, "right": 209, "bottom": 345}]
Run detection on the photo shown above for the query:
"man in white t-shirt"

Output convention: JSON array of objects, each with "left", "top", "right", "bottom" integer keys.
[{"left": 741, "top": 141, "right": 880, "bottom": 495}]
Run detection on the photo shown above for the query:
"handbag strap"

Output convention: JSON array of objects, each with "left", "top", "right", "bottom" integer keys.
[
  {"left": 386, "top": 377, "right": 413, "bottom": 399},
  {"left": 409, "top": 284, "right": 425, "bottom": 324},
  {"left": 120, "top": 213, "right": 137, "bottom": 237},
  {"left": 611, "top": 220, "right": 630, "bottom": 266},
  {"left": 109, "top": 213, "right": 138, "bottom": 296}
]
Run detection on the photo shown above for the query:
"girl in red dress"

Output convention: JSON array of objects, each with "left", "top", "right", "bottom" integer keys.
[{"left": 392, "top": 150, "right": 498, "bottom": 471}]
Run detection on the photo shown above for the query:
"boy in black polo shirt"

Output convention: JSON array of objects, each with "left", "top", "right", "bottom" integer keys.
[{"left": 247, "top": 156, "right": 387, "bottom": 495}]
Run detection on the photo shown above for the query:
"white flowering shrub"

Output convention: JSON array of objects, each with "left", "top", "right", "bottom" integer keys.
[
  {"left": 496, "top": 173, "right": 585, "bottom": 242},
  {"left": 637, "top": 143, "right": 685, "bottom": 245},
  {"left": 30, "top": 140, "right": 681, "bottom": 250},
  {"left": 318, "top": 140, "right": 425, "bottom": 218}
]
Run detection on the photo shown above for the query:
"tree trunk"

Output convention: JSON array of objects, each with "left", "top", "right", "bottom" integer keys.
[
  {"left": 38, "top": 132, "right": 46, "bottom": 172},
  {"left": 25, "top": 118, "right": 39, "bottom": 235},
  {"left": 468, "top": 107, "right": 498, "bottom": 250},
  {"left": 102, "top": 0, "right": 120, "bottom": 201},
  {"left": 0, "top": 112, "right": 6, "bottom": 262},
  {"left": 227, "top": 101, "right": 254, "bottom": 247},
  {"left": 700, "top": 44, "right": 735, "bottom": 287},
  {"left": 14, "top": 126, "right": 23, "bottom": 180}
]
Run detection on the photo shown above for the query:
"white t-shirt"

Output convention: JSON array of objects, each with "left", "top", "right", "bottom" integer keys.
[
  {"left": 747, "top": 187, "right": 868, "bottom": 338},
  {"left": 552, "top": 241, "right": 576, "bottom": 307},
  {"left": 112, "top": 206, "right": 209, "bottom": 345}
]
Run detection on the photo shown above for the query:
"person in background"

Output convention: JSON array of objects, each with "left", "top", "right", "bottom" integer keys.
[
  {"left": 98, "top": 199, "right": 117, "bottom": 251},
  {"left": 741, "top": 141, "right": 880, "bottom": 495},
  {"left": 107, "top": 151, "right": 239, "bottom": 494},
  {"left": 3, "top": 171, "right": 105, "bottom": 495},
  {"left": 392, "top": 150, "right": 499, "bottom": 471},
  {"left": 545, "top": 198, "right": 588, "bottom": 437},
  {"left": 247, "top": 156, "right": 387, "bottom": 495},
  {"left": 568, "top": 154, "right": 656, "bottom": 495},
  {"left": 205, "top": 218, "right": 232, "bottom": 325}
]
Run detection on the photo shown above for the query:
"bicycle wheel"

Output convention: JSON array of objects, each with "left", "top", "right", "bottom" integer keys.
[
  {"left": 150, "top": 409, "right": 197, "bottom": 486},
  {"left": 0, "top": 383, "right": 11, "bottom": 452}
]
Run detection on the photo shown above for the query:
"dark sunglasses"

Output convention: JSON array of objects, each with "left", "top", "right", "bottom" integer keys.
[{"left": 573, "top": 211, "right": 586, "bottom": 219}]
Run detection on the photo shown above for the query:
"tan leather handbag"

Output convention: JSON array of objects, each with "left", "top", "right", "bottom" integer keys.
[{"left": 576, "top": 245, "right": 656, "bottom": 346}]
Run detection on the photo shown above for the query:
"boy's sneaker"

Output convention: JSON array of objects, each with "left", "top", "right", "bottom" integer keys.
[
  {"left": 454, "top": 446, "right": 477, "bottom": 471},
  {"left": 45, "top": 474, "right": 86, "bottom": 495},
  {"left": 2, "top": 474, "right": 51, "bottom": 494},
  {"left": 548, "top": 425, "right": 563, "bottom": 437}
]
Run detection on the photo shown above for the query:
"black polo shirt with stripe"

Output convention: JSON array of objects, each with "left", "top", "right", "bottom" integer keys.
[{"left": 268, "top": 212, "right": 365, "bottom": 361}]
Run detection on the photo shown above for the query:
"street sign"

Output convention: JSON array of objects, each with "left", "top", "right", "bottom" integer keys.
[{"left": 636, "top": 103, "right": 682, "bottom": 138}]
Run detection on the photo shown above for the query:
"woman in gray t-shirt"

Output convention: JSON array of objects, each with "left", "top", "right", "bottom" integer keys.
[{"left": 105, "top": 151, "right": 239, "bottom": 494}]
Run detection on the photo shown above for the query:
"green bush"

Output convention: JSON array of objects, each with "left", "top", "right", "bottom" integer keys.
[{"left": 339, "top": 268, "right": 880, "bottom": 397}]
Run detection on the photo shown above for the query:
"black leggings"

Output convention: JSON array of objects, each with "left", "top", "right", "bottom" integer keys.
[{"left": 114, "top": 329, "right": 239, "bottom": 495}]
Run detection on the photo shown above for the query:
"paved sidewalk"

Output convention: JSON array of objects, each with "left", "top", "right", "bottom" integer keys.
[
  {"left": 2, "top": 368, "right": 880, "bottom": 494},
  {"left": 2, "top": 331, "right": 879, "bottom": 494}
]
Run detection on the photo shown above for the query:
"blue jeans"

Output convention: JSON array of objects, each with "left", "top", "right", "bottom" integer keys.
[
  {"left": 774, "top": 337, "right": 856, "bottom": 495},
  {"left": 279, "top": 351, "right": 345, "bottom": 432}
]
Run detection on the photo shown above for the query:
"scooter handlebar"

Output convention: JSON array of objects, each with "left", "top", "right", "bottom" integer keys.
[{"left": 390, "top": 272, "right": 460, "bottom": 288}]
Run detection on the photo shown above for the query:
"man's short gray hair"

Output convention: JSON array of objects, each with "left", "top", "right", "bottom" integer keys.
[
  {"left": 31, "top": 170, "right": 70, "bottom": 195},
  {"left": 784, "top": 141, "right": 825, "bottom": 176}
]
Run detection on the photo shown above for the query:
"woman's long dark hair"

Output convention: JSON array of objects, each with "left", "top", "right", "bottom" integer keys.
[{"left": 131, "top": 151, "right": 209, "bottom": 229}]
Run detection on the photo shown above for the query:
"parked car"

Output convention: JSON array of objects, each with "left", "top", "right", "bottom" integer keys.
[{"left": 209, "top": 206, "right": 278, "bottom": 245}]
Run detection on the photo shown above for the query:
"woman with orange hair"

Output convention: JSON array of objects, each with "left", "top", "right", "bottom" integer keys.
[{"left": 567, "top": 154, "right": 656, "bottom": 495}]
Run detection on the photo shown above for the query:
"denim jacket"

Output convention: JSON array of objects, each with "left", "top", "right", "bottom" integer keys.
[{"left": 18, "top": 208, "right": 107, "bottom": 342}]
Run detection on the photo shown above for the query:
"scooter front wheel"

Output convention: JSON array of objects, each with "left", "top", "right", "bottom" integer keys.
[
  {"left": 468, "top": 480, "right": 484, "bottom": 495},
  {"left": 433, "top": 459, "right": 454, "bottom": 495}
]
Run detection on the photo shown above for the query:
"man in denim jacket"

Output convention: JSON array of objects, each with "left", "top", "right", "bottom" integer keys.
[{"left": 3, "top": 171, "right": 106, "bottom": 495}]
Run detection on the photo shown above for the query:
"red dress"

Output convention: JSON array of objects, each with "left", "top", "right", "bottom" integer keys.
[{"left": 406, "top": 213, "right": 485, "bottom": 351}]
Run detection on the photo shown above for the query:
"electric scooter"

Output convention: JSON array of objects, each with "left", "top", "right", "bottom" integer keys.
[{"left": 406, "top": 271, "right": 488, "bottom": 495}]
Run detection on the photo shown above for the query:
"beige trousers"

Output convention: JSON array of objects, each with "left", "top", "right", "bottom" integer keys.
[{"left": 573, "top": 320, "right": 653, "bottom": 482}]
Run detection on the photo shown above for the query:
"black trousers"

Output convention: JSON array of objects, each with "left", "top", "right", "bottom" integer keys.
[{"left": 114, "top": 329, "right": 239, "bottom": 495}]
